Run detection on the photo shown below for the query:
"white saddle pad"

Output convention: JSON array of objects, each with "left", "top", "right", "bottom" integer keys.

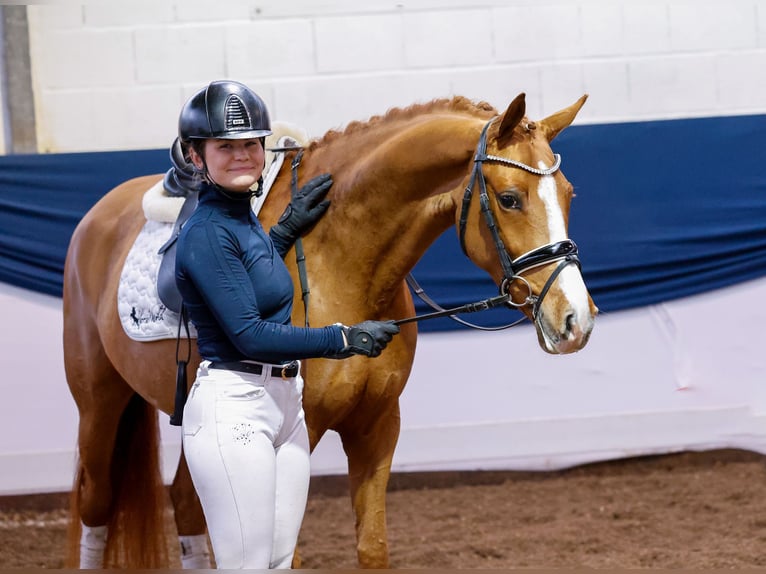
[{"left": 117, "top": 219, "right": 197, "bottom": 341}]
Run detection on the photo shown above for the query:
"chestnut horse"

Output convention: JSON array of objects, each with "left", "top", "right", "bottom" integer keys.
[{"left": 63, "top": 93, "right": 597, "bottom": 568}]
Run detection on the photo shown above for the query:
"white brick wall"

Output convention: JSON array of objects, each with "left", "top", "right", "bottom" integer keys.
[{"left": 24, "top": 0, "right": 766, "bottom": 153}]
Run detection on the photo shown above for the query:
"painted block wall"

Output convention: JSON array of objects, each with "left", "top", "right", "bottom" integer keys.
[{"left": 26, "top": 0, "right": 766, "bottom": 153}]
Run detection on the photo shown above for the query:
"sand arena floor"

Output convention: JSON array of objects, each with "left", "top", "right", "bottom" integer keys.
[{"left": 1, "top": 449, "right": 765, "bottom": 568}]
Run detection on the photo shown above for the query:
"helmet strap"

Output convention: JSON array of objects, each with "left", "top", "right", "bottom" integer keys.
[{"left": 252, "top": 176, "right": 264, "bottom": 198}]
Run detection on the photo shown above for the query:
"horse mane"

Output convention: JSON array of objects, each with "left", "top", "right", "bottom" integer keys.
[{"left": 307, "top": 96, "right": 498, "bottom": 151}]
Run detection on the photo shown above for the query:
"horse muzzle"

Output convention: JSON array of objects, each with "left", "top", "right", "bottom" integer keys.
[{"left": 499, "top": 241, "right": 596, "bottom": 355}]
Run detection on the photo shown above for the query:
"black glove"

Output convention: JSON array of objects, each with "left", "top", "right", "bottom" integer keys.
[
  {"left": 270, "top": 173, "right": 333, "bottom": 248},
  {"left": 334, "top": 321, "right": 400, "bottom": 358}
]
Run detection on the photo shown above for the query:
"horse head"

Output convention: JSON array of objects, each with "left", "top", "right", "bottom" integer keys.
[{"left": 454, "top": 93, "right": 597, "bottom": 354}]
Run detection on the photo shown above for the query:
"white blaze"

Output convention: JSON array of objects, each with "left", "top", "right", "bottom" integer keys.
[{"left": 536, "top": 162, "right": 591, "bottom": 331}]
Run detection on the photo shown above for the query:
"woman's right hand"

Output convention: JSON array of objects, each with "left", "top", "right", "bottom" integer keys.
[{"left": 333, "top": 321, "right": 400, "bottom": 358}]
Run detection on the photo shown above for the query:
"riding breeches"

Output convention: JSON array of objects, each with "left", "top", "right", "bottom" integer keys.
[{"left": 182, "top": 361, "right": 310, "bottom": 569}]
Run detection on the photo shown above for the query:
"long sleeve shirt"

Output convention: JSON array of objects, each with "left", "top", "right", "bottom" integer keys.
[{"left": 175, "top": 183, "right": 344, "bottom": 364}]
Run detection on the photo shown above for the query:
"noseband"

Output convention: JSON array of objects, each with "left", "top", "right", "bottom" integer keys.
[{"left": 457, "top": 119, "right": 581, "bottom": 319}]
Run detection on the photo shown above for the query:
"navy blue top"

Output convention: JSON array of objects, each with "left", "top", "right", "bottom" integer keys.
[{"left": 175, "top": 183, "right": 344, "bottom": 363}]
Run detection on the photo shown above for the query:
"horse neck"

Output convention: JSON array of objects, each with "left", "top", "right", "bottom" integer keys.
[{"left": 301, "top": 115, "right": 484, "bottom": 307}]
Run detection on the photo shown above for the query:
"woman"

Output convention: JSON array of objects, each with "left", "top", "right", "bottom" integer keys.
[{"left": 175, "top": 80, "right": 399, "bottom": 569}]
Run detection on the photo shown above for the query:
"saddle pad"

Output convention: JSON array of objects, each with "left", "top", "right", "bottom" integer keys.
[{"left": 117, "top": 219, "right": 197, "bottom": 341}]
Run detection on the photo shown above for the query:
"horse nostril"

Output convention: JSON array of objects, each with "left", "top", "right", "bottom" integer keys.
[{"left": 564, "top": 312, "right": 576, "bottom": 338}]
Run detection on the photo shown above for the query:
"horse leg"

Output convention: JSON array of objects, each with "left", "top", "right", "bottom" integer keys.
[
  {"left": 73, "top": 410, "right": 123, "bottom": 569},
  {"left": 338, "top": 403, "right": 401, "bottom": 569},
  {"left": 66, "top": 372, "right": 133, "bottom": 568},
  {"left": 66, "top": 357, "right": 169, "bottom": 568},
  {"left": 169, "top": 449, "right": 211, "bottom": 568}
]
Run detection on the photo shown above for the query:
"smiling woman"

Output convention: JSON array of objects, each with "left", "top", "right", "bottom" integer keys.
[{"left": 167, "top": 79, "right": 399, "bottom": 570}]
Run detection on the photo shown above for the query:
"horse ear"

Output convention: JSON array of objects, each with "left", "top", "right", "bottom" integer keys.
[
  {"left": 497, "top": 93, "right": 526, "bottom": 144},
  {"left": 539, "top": 94, "right": 588, "bottom": 142}
]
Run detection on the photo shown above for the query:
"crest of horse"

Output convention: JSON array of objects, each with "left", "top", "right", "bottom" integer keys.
[{"left": 62, "top": 93, "right": 597, "bottom": 568}]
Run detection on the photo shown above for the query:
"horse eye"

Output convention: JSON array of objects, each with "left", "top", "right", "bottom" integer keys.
[{"left": 497, "top": 192, "right": 521, "bottom": 210}]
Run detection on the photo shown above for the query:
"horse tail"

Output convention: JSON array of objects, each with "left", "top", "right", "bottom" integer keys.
[
  {"left": 65, "top": 393, "right": 170, "bottom": 568},
  {"left": 105, "top": 393, "right": 170, "bottom": 567}
]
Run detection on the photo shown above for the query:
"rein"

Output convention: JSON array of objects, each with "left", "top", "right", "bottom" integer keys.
[
  {"left": 392, "top": 274, "right": 525, "bottom": 330},
  {"left": 288, "top": 148, "right": 312, "bottom": 328}
]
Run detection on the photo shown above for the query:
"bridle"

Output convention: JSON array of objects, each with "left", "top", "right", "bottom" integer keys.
[{"left": 398, "top": 118, "right": 581, "bottom": 330}]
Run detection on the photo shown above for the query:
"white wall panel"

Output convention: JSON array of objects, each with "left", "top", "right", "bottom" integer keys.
[
  {"left": 718, "top": 51, "right": 766, "bottom": 109},
  {"left": 668, "top": 1, "right": 758, "bottom": 52},
  {"left": 134, "top": 26, "right": 227, "bottom": 84},
  {"left": 623, "top": 4, "right": 671, "bottom": 56},
  {"left": 83, "top": 3, "right": 175, "bottom": 27},
  {"left": 628, "top": 55, "right": 718, "bottom": 118},
  {"left": 402, "top": 11, "right": 494, "bottom": 69},
  {"left": 580, "top": 3, "right": 623, "bottom": 58},
  {"left": 580, "top": 61, "right": 630, "bottom": 121},
  {"left": 225, "top": 20, "right": 317, "bottom": 79},
  {"left": 493, "top": 5, "right": 584, "bottom": 63},
  {"left": 315, "top": 14, "right": 406, "bottom": 73},
  {"left": 34, "top": 29, "right": 135, "bottom": 90},
  {"left": 538, "top": 62, "right": 587, "bottom": 118}
]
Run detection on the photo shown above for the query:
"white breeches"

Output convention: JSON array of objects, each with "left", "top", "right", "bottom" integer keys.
[{"left": 182, "top": 361, "right": 310, "bottom": 569}]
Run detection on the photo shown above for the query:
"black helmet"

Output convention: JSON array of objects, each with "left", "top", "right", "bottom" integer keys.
[{"left": 178, "top": 80, "right": 272, "bottom": 142}]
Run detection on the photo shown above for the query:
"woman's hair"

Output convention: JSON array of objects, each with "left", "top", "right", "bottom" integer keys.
[
  {"left": 181, "top": 139, "right": 207, "bottom": 189},
  {"left": 186, "top": 139, "right": 205, "bottom": 162}
]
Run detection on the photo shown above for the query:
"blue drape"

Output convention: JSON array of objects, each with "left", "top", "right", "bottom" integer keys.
[
  {"left": 1, "top": 115, "right": 765, "bottom": 332},
  {"left": 0, "top": 149, "right": 169, "bottom": 297}
]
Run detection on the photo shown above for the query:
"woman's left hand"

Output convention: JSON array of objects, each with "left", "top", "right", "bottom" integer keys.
[{"left": 271, "top": 173, "right": 333, "bottom": 243}]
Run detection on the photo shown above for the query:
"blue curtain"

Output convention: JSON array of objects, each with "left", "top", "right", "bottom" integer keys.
[
  {"left": 1, "top": 115, "right": 765, "bottom": 332},
  {"left": 0, "top": 149, "right": 169, "bottom": 296}
]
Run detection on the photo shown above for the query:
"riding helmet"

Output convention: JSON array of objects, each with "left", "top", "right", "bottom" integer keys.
[{"left": 178, "top": 80, "right": 272, "bottom": 141}]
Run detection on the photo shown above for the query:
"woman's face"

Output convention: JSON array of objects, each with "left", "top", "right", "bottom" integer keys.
[{"left": 190, "top": 138, "right": 265, "bottom": 193}]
